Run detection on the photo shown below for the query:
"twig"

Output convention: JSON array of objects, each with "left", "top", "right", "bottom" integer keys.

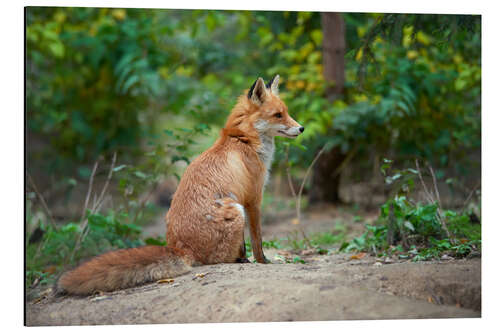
[
  {"left": 427, "top": 164, "right": 442, "bottom": 209},
  {"left": 460, "top": 181, "right": 481, "bottom": 214},
  {"left": 93, "top": 152, "right": 117, "bottom": 211},
  {"left": 331, "top": 144, "right": 359, "bottom": 179},
  {"left": 80, "top": 159, "right": 100, "bottom": 223},
  {"left": 81, "top": 152, "right": 117, "bottom": 229},
  {"left": 27, "top": 173, "right": 57, "bottom": 229},
  {"left": 415, "top": 159, "right": 434, "bottom": 204},
  {"left": 286, "top": 169, "right": 296, "bottom": 197},
  {"left": 296, "top": 145, "right": 327, "bottom": 222},
  {"left": 285, "top": 145, "right": 327, "bottom": 249},
  {"left": 415, "top": 159, "right": 453, "bottom": 240},
  {"left": 132, "top": 183, "right": 159, "bottom": 224},
  {"left": 426, "top": 162, "right": 452, "bottom": 240},
  {"left": 284, "top": 146, "right": 297, "bottom": 198},
  {"left": 69, "top": 153, "right": 117, "bottom": 264},
  {"left": 284, "top": 148, "right": 312, "bottom": 248}
]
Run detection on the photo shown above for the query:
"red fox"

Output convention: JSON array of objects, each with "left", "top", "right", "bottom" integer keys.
[{"left": 56, "top": 75, "right": 304, "bottom": 295}]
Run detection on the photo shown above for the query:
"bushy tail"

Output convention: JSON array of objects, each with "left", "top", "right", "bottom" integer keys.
[{"left": 56, "top": 246, "right": 195, "bottom": 296}]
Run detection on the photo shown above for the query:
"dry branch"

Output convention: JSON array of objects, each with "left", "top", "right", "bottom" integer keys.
[
  {"left": 80, "top": 159, "right": 100, "bottom": 223},
  {"left": 27, "top": 173, "right": 57, "bottom": 229},
  {"left": 69, "top": 152, "right": 117, "bottom": 264},
  {"left": 285, "top": 144, "right": 328, "bottom": 249},
  {"left": 415, "top": 159, "right": 434, "bottom": 204}
]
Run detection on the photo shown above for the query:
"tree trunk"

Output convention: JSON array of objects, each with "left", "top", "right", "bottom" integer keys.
[
  {"left": 309, "top": 12, "right": 347, "bottom": 205},
  {"left": 321, "top": 12, "right": 345, "bottom": 101}
]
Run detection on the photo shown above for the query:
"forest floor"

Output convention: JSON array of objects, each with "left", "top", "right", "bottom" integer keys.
[{"left": 26, "top": 204, "right": 481, "bottom": 326}]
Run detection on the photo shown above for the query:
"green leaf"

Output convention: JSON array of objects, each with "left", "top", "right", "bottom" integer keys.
[
  {"left": 133, "top": 171, "right": 148, "bottom": 179},
  {"left": 171, "top": 155, "right": 190, "bottom": 164},
  {"left": 404, "top": 221, "right": 415, "bottom": 232},
  {"left": 48, "top": 42, "right": 65, "bottom": 58},
  {"left": 144, "top": 237, "right": 167, "bottom": 246},
  {"left": 113, "top": 165, "right": 127, "bottom": 172},
  {"left": 293, "top": 256, "right": 305, "bottom": 264},
  {"left": 310, "top": 29, "right": 323, "bottom": 46}
]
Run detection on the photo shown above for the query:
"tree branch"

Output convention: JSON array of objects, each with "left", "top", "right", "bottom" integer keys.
[{"left": 27, "top": 173, "right": 57, "bottom": 229}]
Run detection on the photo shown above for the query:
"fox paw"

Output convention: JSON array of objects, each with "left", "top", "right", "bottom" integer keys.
[{"left": 235, "top": 257, "right": 251, "bottom": 263}]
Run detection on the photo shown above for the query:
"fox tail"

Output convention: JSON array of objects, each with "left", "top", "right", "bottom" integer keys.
[{"left": 56, "top": 246, "right": 195, "bottom": 295}]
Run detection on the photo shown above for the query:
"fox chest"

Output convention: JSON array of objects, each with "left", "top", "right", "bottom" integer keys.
[{"left": 257, "top": 136, "right": 275, "bottom": 187}]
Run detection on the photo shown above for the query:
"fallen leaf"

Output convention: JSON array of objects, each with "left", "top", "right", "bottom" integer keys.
[
  {"left": 157, "top": 278, "right": 174, "bottom": 284},
  {"left": 40, "top": 288, "right": 53, "bottom": 297},
  {"left": 274, "top": 255, "right": 286, "bottom": 262},
  {"left": 43, "top": 265, "right": 57, "bottom": 275},
  {"left": 32, "top": 297, "right": 44, "bottom": 304},
  {"left": 195, "top": 273, "right": 208, "bottom": 278},
  {"left": 350, "top": 252, "right": 367, "bottom": 260},
  {"left": 300, "top": 249, "right": 315, "bottom": 256},
  {"left": 383, "top": 257, "right": 394, "bottom": 264}
]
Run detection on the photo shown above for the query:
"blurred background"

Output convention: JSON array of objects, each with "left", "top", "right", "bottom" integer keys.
[{"left": 26, "top": 8, "right": 481, "bottom": 291}]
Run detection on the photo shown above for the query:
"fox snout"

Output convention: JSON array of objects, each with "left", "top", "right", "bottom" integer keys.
[
  {"left": 277, "top": 124, "right": 304, "bottom": 138},
  {"left": 277, "top": 116, "right": 304, "bottom": 138}
]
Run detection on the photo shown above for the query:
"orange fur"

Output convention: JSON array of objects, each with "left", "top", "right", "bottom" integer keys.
[{"left": 56, "top": 76, "right": 303, "bottom": 295}]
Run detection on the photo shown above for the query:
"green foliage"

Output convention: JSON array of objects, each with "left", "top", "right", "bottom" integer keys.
[
  {"left": 339, "top": 225, "right": 387, "bottom": 253},
  {"left": 245, "top": 240, "right": 252, "bottom": 259},
  {"left": 340, "top": 203, "right": 480, "bottom": 261},
  {"left": 26, "top": 210, "right": 144, "bottom": 288},
  {"left": 284, "top": 223, "right": 347, "bottom": 252},
  {"left": 262, "top": 239, "right": 284, "bottom": 249},
  {"left": 26, "top": 8, "right": 285, "bottom": 180},
  {"left": 267, "top": 13, "right": 480, "bottom": 182},
  {"left": 113, "top": 124, "right": 211, "bottom": 226},
  {"left": 340, "top": 161, "right": 481, "bottom": 260},
  {"left": 27, "top": 8, "right": 166, "bottom": 169},
  {"left": 144, "top": 236, "right": 167, "bottom": 246},
  {"left": 27, "top": 8, "right": 480, "bottom": 190}
]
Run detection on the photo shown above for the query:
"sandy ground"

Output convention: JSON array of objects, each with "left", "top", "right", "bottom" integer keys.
[{"left": 26, "top": 205, "right": 481, "bottom": 326}]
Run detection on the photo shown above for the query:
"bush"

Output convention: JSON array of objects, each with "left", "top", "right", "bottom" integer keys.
[{"left": 339, "top": 160, "right": 481, "bottom": 260}]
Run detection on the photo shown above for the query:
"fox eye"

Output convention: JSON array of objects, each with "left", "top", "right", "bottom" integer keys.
[{"left": 274, "top": 113, "right": 282, "bottom": 118}]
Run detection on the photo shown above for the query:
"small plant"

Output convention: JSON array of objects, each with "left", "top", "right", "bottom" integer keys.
[
  {"left": 26, "top": 210, "right": 145, "bottom": 289},
  {"left": 340, "top": 158, "right": 481, "bottom": 261},
  {"left": 284, "top": 223, "right": 347, "bottom": 253},
  {"left": 262, "top": 239, "right": 284, "bottom": 249},
  {"left": 114, "top": 125, "right": 211, "bottom": 227},
  {"left": 144, "top": 236, "right": 167, "bottom": 246},
  {"left": 292, "top": 256, "right": 306, "bottom": 264}
]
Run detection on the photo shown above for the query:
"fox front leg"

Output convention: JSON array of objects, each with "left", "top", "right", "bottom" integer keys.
[
  {"left": 246, "top": 204, "right": 269, "bottom": 263},
  {"left": 235, "top": 235, "right": 250, "bottom": 263}
]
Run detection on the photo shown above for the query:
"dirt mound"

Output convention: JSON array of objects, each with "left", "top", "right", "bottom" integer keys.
[{"left": 26, "top": 254, "right": 480, "bottom": 326}]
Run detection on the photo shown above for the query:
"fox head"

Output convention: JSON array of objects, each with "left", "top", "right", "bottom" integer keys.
[
  {"left": 225, "top": 75, "right": 304, "bottom": 140},
  {"left": 248, "top": 75, "right": 304, "bottom": 138}
]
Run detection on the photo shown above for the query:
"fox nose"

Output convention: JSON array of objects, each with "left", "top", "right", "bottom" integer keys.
[{"left": 299, "top": 126, "right": 305, "bottom": 133}]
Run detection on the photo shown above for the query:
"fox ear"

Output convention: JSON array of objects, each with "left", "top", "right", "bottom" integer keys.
[
  {"left": 248, "top": 77, "right": 268, "bottom": 105},
  {"left": 266, "top": 74, "right": 280, "bottom": 95}
]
